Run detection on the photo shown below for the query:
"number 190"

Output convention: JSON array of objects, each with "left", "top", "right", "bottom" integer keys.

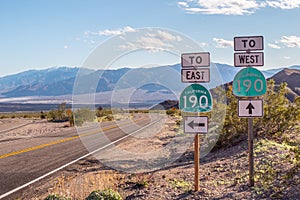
[
  {"left": 237, "top": 79, "right": 263, "bottom": 92},
  {"left": 183, "top": 95, "right": 208, "bottom": 108}
]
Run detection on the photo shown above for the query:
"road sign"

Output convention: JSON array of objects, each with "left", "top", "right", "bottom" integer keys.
[
  {"left": 238, "top": 99, "right": 263, "bottom": 117},
  {"left": 233, "top": 67, "right": 267, "bottom": 97},
  {"left": 179, "top": 84, "right": 213, "bottom": 112},
  {"left": 181, "top": 69, "right": 210, "bottom": 83},
  {"left": 184, "top": 116, "right": 208, "bottom": 134},
  {"left": 234, "top": 52, "right": 264, "bottom": 67},
  {"left": 234, "top": 36, "right": 263, "bottom": 51},
  {"left": 181, "top": 52, "right": 210, "bottom": 67}
]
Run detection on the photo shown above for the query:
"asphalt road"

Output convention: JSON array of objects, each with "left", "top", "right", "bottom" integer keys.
[{"left": 0, "top": 114, "right": 161, "bottom": 199}]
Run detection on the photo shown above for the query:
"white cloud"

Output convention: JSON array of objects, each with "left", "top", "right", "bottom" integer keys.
[
  {"left": 178, "top": 0, "right": 263, "bottom": 15},
  {"left": 64, "top": 45, "right": 68, "bottom": 49},
  {"left": 85, "top": 26, "right": 136, "bottom": 37},
  {"left": 279, "top": 35, "right": 300, "bottom": 47},
  {"left": 268, "top": 43, "right": 281, "bottom": 49},
  {"left": 178, "top": 1, "right": 189, "bottom": 7},
  {"left": 200, "top": 42, "right": 209, "bottom": 47},
  {"left": 177, "top": 0, "right": 300, "bottom": 15},
  {"left": 284, "top": 56, "right": 291, "bottom": 59},
  {"left": 119, "top": 30, "right": 182, "bottom": 52},
  {"left": 99, "top": 26, "right": 136, "bottom": 36},
  {"left": 266, "top": 0, "right": 300, "bottom": 9},
  {"left": 148, "top": 30, "right": 182, "bottom": 42},
  {"left": 213, "top": 38, "right": 233, "bottom": 48},
  {"left": 82, "top": 26, "right": 136, "bottom": 46}
]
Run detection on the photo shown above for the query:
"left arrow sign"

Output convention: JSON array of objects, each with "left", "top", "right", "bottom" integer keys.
[
  {"left": 188, "top": 121, "right": 205, "bottom": 129},
  {"left": 184, "top": 116, "right": 208, "bottom": 134}
]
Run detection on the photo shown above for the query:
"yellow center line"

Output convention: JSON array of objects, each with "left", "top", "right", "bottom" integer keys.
[{"left": 0, "top": 118, "right": 147, "bottom": 159}]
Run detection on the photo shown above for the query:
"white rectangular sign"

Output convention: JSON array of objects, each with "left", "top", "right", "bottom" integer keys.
[
  {"left": 234, "top": 52, "right": 264, "bottom": 67},
  {"left": 234, "top": 36, "right": 263, "bottom": 51},
  {"left": 238, "top": 99, "right": 263, "bottom": 117},
  {"left": 184, "top": 116, "right": 208, "bottom": 134},
  {"left": 181, "top": 52, "right": 210, "bottom": 67},
  {"left": 181, "top": 69, "right": 210, "bottom": 83}
]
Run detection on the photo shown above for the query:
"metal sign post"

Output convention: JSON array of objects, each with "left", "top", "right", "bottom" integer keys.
[
  {"left": 233, "top": 35, "right": 265, "bottom": 187},
  {"left": 180, "top": 52, "right": 212, "bottom": 192},
  {"left": 194, "top": 133, "right": 200, "bottom": 191},
  {"left": 248, "top": 116, "right": 254, "bottom": 186}
]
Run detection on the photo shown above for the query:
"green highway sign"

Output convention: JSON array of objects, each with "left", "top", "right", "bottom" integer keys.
[
  {"left": 233, "top": 67, "right": 267, "bottom": 97},
  {"left": 179, "top": 84, "right": 213, "bottom": 112}
]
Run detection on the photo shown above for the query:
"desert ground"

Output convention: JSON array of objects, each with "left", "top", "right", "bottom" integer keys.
[{"left": 1, "top": 115, "right": 299, "bottom": 200}]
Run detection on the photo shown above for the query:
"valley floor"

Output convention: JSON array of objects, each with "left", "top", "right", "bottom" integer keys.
[{"left": 15, "top": 117, "right": 300, "bottom": 200}]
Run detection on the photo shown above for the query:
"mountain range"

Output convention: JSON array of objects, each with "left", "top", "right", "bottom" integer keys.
[
  {"left": 270, "top": 68, "right": 300, "bottom": 101},
  {"left": 0, "top": 64, "right": 299, "bottom": 104}
]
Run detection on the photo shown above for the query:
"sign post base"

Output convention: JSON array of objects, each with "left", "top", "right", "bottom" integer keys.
[{"left": 194, "top": 134, "right": 200, "bottom": 192}]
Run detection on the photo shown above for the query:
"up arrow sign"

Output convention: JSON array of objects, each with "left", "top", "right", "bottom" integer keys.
[
  {"left": 246, "top": 103, "right": 255, "bottom": 115},
  {"left": 238, "top": 99, "right": 263, "bottom": 117}
]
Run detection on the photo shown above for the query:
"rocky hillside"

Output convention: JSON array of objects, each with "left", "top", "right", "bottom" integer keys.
[{"left": 270, "top": 68, "right": 300, "bottom": 101}]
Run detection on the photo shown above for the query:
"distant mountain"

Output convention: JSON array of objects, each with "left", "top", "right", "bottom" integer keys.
[
  {"left": 1, "top": 64, "right": 299, "bottom": 101},
  {"left": 263, "top": 65, "right": 300, "bottom": 78},
  {"left": 270, "top": 68, "right": 300, "bottom": 101},
  {"left": 0, "top": 67, "right": 94, "bottom": 91},
  {"left": 2, "top": 68, "right": 130, "bottom": 97},
  {"left": 150, "top": 100, "right": 178, "bottom": 110}
]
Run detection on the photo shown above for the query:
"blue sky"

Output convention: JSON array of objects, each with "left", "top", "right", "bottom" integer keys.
[{"left": 1, "top": 0, "right": 300, "bottom": 76}]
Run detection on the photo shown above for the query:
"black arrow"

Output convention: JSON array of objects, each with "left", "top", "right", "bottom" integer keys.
[
  {"left": 188, "top": 121, "right": 205, "bottom": 129},
  {"left": 246, "top": 103, "right": 255, "bottom": 114}
]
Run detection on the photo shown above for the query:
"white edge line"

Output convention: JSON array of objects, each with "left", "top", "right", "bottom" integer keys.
[{"left": 0, "top": 117, "right": 162, "bottom": 199}]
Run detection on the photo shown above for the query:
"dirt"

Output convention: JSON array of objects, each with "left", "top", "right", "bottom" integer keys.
[
  {"left": 0, "top": 119, "right": 73, "bottom": 141},
  {"left": 8, "top": 117, "right": 300, "bottom": 199}
]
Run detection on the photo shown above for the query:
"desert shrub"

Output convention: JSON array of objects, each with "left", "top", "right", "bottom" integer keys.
[
  {"left": 86, "top": 188, "right": 122, "bottom": 200},
  {"left": 47, "top": 102, "right": 71, "bottom": 122},
  {"left": 255, "top": 80, "right": 300, "bottom": 137},
  {"left": 96, "top": 107, "right": 112, "bottom": 117},
  {"left": 216, "top": 80, "right": 300, "bottom": 147},
  {"left": 44, "top": 194, "right": 70, "bottom": 200},
  {"left": 73, "top": 108, "right": 95, "bottom": 126},
  {"left": 40, "top": 111, "right": 46, "bottom": 119},
  {"left": 216, "top": 86, "right": 247, "bottom": 147},
  {"left": 132, "top": 173, "right": 154, "bottom": 189},
  {"left": 169, "top": 178, "right": 192, "bottom": 193},
  {"left": 47, "top": 110, "right": 68, "bottom": 122},
  {"left": 166, "top": 109, "right": 176, "bottom": 116}
]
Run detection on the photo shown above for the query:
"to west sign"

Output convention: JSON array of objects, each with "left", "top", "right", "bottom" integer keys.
[
  {"left": 234, "top": 52, "right": 264, "bottom": 67},
  {"left": 181, "top": 52, "right": 210, "bottom": 67},
  {"left": 234, "top": 36, "right": 263, "bottom": 51}
]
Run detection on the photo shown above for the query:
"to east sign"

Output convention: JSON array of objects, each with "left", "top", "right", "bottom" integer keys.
[
  {"left": 179, "top": 84, "right": 213, "bottom": 113},
  {"left": 184, "top": 116, "right": 208, "bottom": 134},
  {"left": 181, "top": 69, "right": 210, "bottom": 83},
  {"left": 238, "top": 99, "right": 263, "bottom": 117},
  {"left": 234, "top": 52, "right": 264, "bottom": 67},
  {"left": 181, "top": 52, "right": 210, "bottom": 67},
  {"left": 233, "top": 67, "right": 267, "bottom": 97},
  {"left": 234, "top": 36, "right": 263, "bottom": 51}
]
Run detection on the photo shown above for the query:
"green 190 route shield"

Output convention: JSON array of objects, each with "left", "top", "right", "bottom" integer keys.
[
  {"left": 233, "top": 67, "right": 267, "bottom": 97},
  {"left": 179, "top": 84, "right": 213, "bottom": 113}
]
